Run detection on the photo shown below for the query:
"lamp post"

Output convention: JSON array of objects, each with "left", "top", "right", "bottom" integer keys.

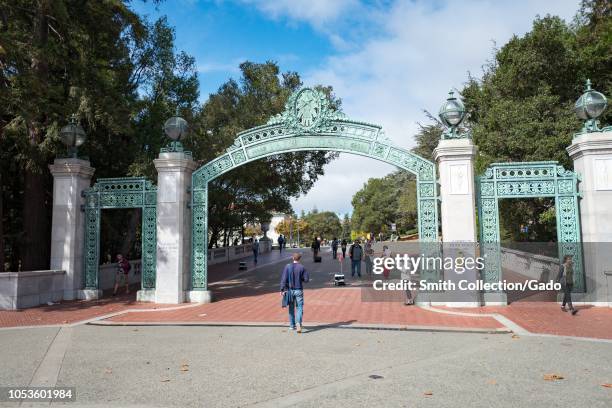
[
  {"left": 438, "top": 90, "right": 467, "bottom": 140},
  {"left": 574, "top": 79, "right": 608, "bottom": 136},
  {"left": 59, "top": 114, "right": 86, "bottom": 158},
  {"left": 162, "top": 115, "right": 189, "bottom": 152}
]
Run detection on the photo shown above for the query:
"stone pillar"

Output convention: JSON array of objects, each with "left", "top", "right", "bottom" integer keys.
[
  {"left": 567, "top": 130, "right": 612, "bottom": 306},
  {"left": 433, "top": 138, "right": 483, "bottom": 306},
  {"left": 49, "top": 158, "right": 95, "bottom": 300},
  {"left": 153, "top": 152, "right": 203, "bottom": 304}
]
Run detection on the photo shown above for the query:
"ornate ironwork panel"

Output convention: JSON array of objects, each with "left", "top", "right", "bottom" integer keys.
[
  {"left": 191, "top": 88, "right": 440, "bottom": 290},
  {"left": 477, "top": 161, "right": 584, "bottom": 291},
  {"left": 82, "top": 177, "right": 157, "bottom": 290}
]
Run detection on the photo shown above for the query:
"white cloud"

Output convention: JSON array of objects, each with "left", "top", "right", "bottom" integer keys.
[
  {"left": 239, "top": 0, "right": 360, "bottom": 27},
  {"left": 289, "top": 0, "right": 578, "bottom": 215}
]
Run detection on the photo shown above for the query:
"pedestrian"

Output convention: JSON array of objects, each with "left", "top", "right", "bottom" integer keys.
[
  {"left": 341, "top": 238, "right": 347, "bottom": 258},
  {"left": 113, "top": 254, "right": 131, "bottom": 296},
  {"left": 364, "top": 239, "right": 374, "bottom": 276},
  {"left": 557, "top": 255, "right": 577, "bottom": 315},
  {"left": 382, "top": 245, "right": 391, "bottom": 279},
  {"left": 349, "top": 240, "right": 363, "bottom": 278},
  {"left": 252, "top": 238, "right": 260, "bottom": 265},
  {"left": 280, "top": 252, "right": 310, "bottom": 333},
  {"left": 278, "top": 235, "right": 285, "bottom": 254},
  {"left": 331, "top": 237, "right": 339, "bottom": 259},
  {"left": 311, "top": 236, "right": 320, "bottom": 261}
]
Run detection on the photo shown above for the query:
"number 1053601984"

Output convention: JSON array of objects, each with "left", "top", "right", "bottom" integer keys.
[{"left": 0, "top": 387, "right": 76, "bottom": 402}]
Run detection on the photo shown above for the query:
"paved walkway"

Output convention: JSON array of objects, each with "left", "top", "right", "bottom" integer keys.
[{"left": 1, "top": 248, "right": 611, "bottom": 340}]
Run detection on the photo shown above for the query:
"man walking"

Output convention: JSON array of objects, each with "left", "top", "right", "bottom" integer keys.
[
  {"left": 252, "top": 238, "right": 260, "bottom": 265},
  {"left": 280, "top": 253, "right": 310, "bottom": 333},
  {"left": 331, "top": 237, "right": 339, "bottom": 259},
  {"left": 278, "top": 235, "right": 285, "bottom": 254},
  {"left": 349, "top": 240, "right": 363, "bottom": 279},
  {"left": 557, "top": 255, "right": 577, "bottom": 315},
  {"left": 311, "top": 236, "right": 320, "bottom": 261},
  {"left": 341, "top": 238, "right": 348, "bottom": 258}
]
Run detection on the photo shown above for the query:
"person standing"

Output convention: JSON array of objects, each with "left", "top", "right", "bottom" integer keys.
[
  {"left": 331, "top": 237, "right": 339, "bottom": 259},
  {"left": 341, "top": 238, "right": 348, "bottom": 258},
  {"left": 364, "top": 240, "right": 374, "bottom": 276},
  {"left": 311, "top": 236, "right": 320, "bottom": 261},
  {"left": 113, "top": 254, "right": 131, "bottom": 296},
  {"left": 280, "top": 252, "right": 310, "bottom": 333},
  {"left": 349, "top": 240, "right": 363, "bottom": 278},
  {"left": 252, "top": 238, "right": 260, "bottom": 265},
  {"left": 557, "top": 255, "right": 577, "bottom": 315}
]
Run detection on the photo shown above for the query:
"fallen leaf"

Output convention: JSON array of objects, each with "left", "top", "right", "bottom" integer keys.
[
  {"left": 487, "top": 379, "right": 497, "bottom": 385},
  {"left": 104, "top": 368, "right": 112, "bottom": 374},
  {"left": 160, "top": 379, "right": 170, "bottom": 383},
  {"left": 132, "top": 329, "right": 139, "bottom": 332},
  {"left": 180, "top": 364, "right": 189, "bottom": 372},
  {"left": 423, "top": 391, "right": 433, "bottom": 396},
  {"left": 543, "top": 374, "right": 565, "bottom": 381},
  {"left": 601, "top": 383, "right": 612, "bottom": 388},
  {"left": 354, "top": 343, "right": 360, "bottom": 347},
  {"left": 368, "top": 374, "right": 384, "bottom": 380},
  {"left": 511, "top": 334, "right": 520, "bottom": 339}
]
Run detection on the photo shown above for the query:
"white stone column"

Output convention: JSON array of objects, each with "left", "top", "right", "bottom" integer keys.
[
  {"left": 153, "top": 152, "right": 200, "bottom": 304},
  {"left": 49, "top": 158, "right": 95, "bottom": 300},
  {"left": 433, "top": 138, "right": 482, "bottom": 306},
  {"left": 567, "top": 130, "right": 612, "bottom": 306}
]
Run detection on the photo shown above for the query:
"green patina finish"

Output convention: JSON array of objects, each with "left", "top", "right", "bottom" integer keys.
[
  {"left": 82, "top": 177, "right": 157, "bottom": 290},
  {"left": 476, "top": 161, "right": 584, "bottom": 292},
  {"left": 190, "top": 88, "right": 440, "bottom": 290}
]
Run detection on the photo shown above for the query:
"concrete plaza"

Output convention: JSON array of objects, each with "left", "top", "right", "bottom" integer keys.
[{"left": 0, "top": 324, "right": 611, "bottom": 407}]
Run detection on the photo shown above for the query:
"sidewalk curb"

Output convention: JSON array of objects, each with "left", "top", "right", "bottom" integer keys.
[{"left": 86, "top": 319, "right": 511, "bottom": 334}]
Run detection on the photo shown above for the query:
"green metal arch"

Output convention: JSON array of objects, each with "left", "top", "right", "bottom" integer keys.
[
  {"left": 82, "top": 177, "right": 157, "bottom": 290},
  {"left": 191, "top": 88, "right": 439, "bottom": 290},
  {"left": 476, "top": 161, "right": 584, "bottom": 292}
]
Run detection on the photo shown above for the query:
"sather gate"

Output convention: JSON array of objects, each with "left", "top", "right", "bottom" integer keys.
[{"left": 190, "top": 88, "right": 440, "bottom": 291}]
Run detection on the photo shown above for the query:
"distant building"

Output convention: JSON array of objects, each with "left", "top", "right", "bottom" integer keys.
[{"left": 268, "top": 213, "right": 289, "bottom": 244}]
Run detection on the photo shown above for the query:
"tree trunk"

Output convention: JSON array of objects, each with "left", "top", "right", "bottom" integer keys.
[
  {"left": 20, "top": 1, "right": 51, "bottom": 271},
  {"left": 21, "top": 168, "right": 51, "bottom": 270}
]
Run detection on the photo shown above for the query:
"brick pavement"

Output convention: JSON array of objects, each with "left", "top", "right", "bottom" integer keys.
[{"left": 1, "top": 248, "right": 611, "bottom": 340}]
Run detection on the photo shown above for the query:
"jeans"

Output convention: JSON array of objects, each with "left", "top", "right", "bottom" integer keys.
[
  {"left": 253, "top": 250, "right": 258, "bottom": 264},
  {"left": 562, "top": 284, "right": 574, "bottom": 309},
  {"left": 332, "top": 248, "right": 337, "bottom": 259},
  {"left": 288, "top": 289, "right": 304, "bottom": 327},
  {"left": 351, "top": 259, "right": 361, "bottom": 277}
]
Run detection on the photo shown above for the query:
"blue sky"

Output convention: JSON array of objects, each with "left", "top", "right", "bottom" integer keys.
[{"left": 130, "top": 0, "right": 579, "bottom": 216}]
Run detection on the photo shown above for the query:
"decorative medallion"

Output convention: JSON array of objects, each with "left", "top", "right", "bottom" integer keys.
[
  {"left": 266, "top": 87, "right": 345, "bottom": 133},
  {"left": 294, "top": 88, "right": 322, "bottom": 129}
]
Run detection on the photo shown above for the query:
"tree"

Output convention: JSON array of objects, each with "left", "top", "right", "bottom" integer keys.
[
  {"left": 302, "top": 211, "right": 341, "bottom": 240},
  {"left": 461, "top": 3, "right": 611, "bottom": 241},
  {"left": 0, "top": 1, "right": 153, "bottom": 269},
  {"left": 190, "top": 62, "right": 339, "bottom": 247}
]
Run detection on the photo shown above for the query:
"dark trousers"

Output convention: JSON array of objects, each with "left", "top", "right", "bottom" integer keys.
[
  {"left": 351, "top": 259, "right": 361, "bottom": 277},
  {"left": 562, "top": 284, "right": 574, "bottom": 309},
  {"left": 332, "top": 248, "right": 337, "bottom": 259}
]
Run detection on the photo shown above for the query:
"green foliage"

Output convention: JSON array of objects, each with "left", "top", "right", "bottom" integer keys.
[
  {"left": 302, "top": 210, "right": 342, "bottom": 240},
  {"left": 351, "top": 171, "right": 417, "bottom": 236},
  {"left": 191, "top": 62, "right": 338, "bottom": 246},
  {"left": 462, "top": 2, "right": 611, "bottom": 241}
]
